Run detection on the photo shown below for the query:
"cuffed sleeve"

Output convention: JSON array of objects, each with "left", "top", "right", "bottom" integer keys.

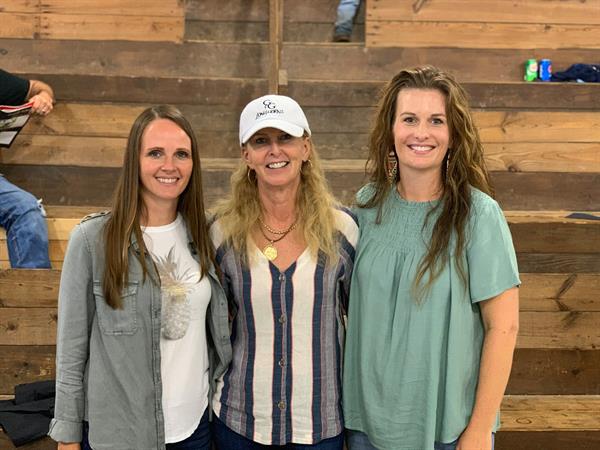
[
  {"left": 48, "top": 224, "right": 94, "bottom": 443},
  {"left": 47, "top": 417, "right": 82, "bottom": 444}
]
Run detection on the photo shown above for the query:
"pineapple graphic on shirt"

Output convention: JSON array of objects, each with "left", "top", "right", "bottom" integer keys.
[{"left": 153, "top": 247, "right": 196, "bottom": 340}]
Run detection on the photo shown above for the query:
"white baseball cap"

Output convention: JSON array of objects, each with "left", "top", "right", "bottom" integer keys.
[{"left": 239, "top": 94, "right": 311, "bottom": 145}]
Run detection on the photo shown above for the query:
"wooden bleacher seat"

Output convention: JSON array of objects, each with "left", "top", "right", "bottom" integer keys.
[
  {"left": 1, "top": 0, "right": 599, "bottom": 447},
  {"left": 2, "top": 208, "right": 598, "bottom": 269}
]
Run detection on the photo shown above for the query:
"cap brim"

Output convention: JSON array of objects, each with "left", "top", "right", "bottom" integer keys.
[{"left": 240, "top": 120, "right": 305, "bottom": 145}]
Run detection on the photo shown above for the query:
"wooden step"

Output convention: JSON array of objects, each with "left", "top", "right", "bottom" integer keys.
[
  {"left": 1, "top": 165, "right": 598, "bottom": 212},
  {"left": 11, "top": 75, "right": 600, "bottom": 110},
  {"left": 367, "top": 0, "right": 600, "bottom": 49},
  {"left": 2, "top": 269, "right": 598, "bottom": 310},
  {"left": 185, "top": 0, "right": 365, "bottom": 43},
  {"left": 1, "top": 267, "right": 599, "bottom": 347},
  {"left": 3, "top": 39, "right": 600, "bottom": 83},
  {"left": 3, "top": 102, "right": 599, "bottom": 147},
  {"left": 3, "top": 138, "right": 599, "bottom": 173},
  {"left": 1, "top": 211, "right": 598, "bottom": 267},
  {"left": 367, "top": 21, "right": 600, "bottom": 50},
  {"left": 1, "top": 391, "right": 599, "bottom": 450},
  {"left": 0, "top": 1, "right": 184, "bottom": 42}
]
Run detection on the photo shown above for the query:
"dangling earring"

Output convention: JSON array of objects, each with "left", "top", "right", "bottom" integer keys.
[
  {"left": 386, "top": 150, "right": 398, "bottom": 185},
  {"left": 445, "top": 150, "right": 451, "bottom": 181},
  {"left": 247, "top": 167, "right": 255, "bottom": 184}
]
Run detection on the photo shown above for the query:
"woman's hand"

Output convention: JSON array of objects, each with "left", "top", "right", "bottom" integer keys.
[
  {"left": 456, "top": 426, "right": 492, "bottom": 450},
  {"left": 58, "top": 442, "right": 81, "bottom": 450}
]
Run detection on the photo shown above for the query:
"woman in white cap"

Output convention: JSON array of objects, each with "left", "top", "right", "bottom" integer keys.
[{"left": 209, "top": 95, "right": 359, "bottom": 449}]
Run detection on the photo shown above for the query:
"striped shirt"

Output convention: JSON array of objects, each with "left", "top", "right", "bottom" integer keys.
[{"left": 210, "top": 208, "right": 359, "bottom": 445}]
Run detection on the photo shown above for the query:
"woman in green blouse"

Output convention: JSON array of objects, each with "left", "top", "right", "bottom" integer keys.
[{"left": 343, "top": 66, "right": 520, "bottom": 450}]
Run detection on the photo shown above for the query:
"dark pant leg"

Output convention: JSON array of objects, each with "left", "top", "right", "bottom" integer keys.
[
  {"left": 167, "top": 408, "right": 211, "bottom": 450},
  {"left": 212, "top": 415, "right": 269, "bottom": 450},
  {"left": 290, "top": 432, "right": 344, "bottom": 450}
]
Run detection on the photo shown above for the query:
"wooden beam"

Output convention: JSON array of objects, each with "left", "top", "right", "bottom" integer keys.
[
  {"left": 269, "top": 0, "right": 284, "bottom": 93},
  {"left": 495, "top": 431, "right": 600, "bottom": 450},
  {"left": 4, "top": 136, "right": 599, "bottom": 174},
  {"left": 0, "top": 345, "right": 55, "bottom": 395},
  {"left": 282, "top": 44, "right": 600, "bottom": 83},
  {"left": 9, "top": 103, "right": 600, "bottom": 146},
  {"left": 367, "top": 21, "right": 600, "bottom": 49},
  {"left": 1, "top": 165, "right": 598, "bottom": 211},
  {"left": 519, "top": 274, "right": 600, "bottom": 312},
  {"left": 517, "top": 254, "right": 600, "bottom": 274},
  {"left": 2, "top": 269, "right": 598, "bottom": 312},
  {"left": 368, "top": 0, "right": 600, "bottom": 25},
  {"left": 2, "top": 307, "right": 598, "bottom": 348},
  {"left": 0, "top": 40, "right": 270, "bottom": 79},
  {"left": 0, "top": 270, "right": 61, "bottom": 308},
  {"left": 518, "top": 312, "right": 600, "bottom": 349},
  {"left": 508, "top": 349, "right": 600, "bottom": 395},
  {"left": 501, "top": 395, "right": 600, "bottom": 431},
  {"left": 0, "top": 308, "right": 57, "bottom": 345},
  {"left": 1, "top": 0, "right": 182, "bottom": 16}
]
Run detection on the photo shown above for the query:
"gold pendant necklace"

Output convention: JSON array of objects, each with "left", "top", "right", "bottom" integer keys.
[
  {"left": 262, "top": 244, "right": 278, "bottom": 261},
  {"left": 258, "top": 217, "right": 297, "bottom": 261}
]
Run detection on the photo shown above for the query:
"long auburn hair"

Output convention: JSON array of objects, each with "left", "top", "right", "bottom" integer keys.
[
  {"left": 360, "top": 65, "right": 493, "bottom": 294},
  {"left": 213, "top": 135, "right": 339, "bottom": 263},
  {"left": 103, "top": 105, "right": 214, "bottom": 309}
]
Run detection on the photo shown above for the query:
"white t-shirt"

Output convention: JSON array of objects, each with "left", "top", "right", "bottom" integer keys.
[{"left": 142, "top": 214, "right": 211, "bottom": 443}]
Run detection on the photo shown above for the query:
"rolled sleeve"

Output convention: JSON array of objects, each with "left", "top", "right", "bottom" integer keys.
[{"left": 48, "top": 224, "right": 94, "bottom": 443}]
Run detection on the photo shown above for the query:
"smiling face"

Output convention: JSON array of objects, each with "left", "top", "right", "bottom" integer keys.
[
  {"left": 139, "top": 118, "right": 193, "bottom": 215},
  {"left": 393, "top": 88, "right": 450, "bottom": 180},
  {"left": 243, "top": 127, "right": 310, "bottom": 191}
]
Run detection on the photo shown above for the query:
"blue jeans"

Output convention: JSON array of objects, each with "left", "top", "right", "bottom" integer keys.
[
  {"left": 346, "top": 429, "right": 495, "bottom": 450},
  {"left": 0, "top": 176, "right": 50, "bottom": 268},
  {"left": 212, "top": 415, "right": 344, "bottom": 449},
  {"left": 334, "top": 0, "right": 360, "bottom": 36},
  {"left": 81, "top": 408, "right": 210, "bottom": 450}
]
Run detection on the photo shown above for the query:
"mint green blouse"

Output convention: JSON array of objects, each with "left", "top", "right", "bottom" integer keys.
[{"left": 343, "top": 185, "right": 520, "bottom": 450}]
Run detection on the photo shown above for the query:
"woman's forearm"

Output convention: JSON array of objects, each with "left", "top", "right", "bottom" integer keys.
[{"left": 467, "top": 325, "right": 518, "bottom": 432}]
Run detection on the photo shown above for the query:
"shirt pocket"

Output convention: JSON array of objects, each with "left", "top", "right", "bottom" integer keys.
[{"left": 93, "top": 281, "right": 139, "bottom": 335}]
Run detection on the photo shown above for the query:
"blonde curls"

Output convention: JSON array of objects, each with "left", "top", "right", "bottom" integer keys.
[{"left": 213, "top": 137, "right": 339, "bottom": 264}]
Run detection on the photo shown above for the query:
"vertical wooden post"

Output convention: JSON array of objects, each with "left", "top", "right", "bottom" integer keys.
[{"left": 269, "top": 0, "right": 284, "bottom": 94}]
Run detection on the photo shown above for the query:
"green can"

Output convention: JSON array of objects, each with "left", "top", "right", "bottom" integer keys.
[{"left": 524, "top": 59, "right": 538, "bottom": 82}]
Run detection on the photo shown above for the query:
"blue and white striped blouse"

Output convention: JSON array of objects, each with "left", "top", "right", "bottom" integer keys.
[{"left": 210, "top": 208, "right": 359, "bottom": 445}]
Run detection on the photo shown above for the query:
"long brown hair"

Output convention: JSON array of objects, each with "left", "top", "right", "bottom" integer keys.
[
  {"left": 360, "top": 66, "right": 493, "bottom": 294},
  {"left": 103, "top": 105, "right": 214, "bottom": 308}
]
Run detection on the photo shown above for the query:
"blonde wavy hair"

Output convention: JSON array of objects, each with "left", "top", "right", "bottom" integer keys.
[{"left": 213, "top": 136, "right": 340, "bottom": 263}]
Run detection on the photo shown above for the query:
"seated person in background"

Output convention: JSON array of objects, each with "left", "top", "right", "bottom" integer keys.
[
  {"left": 0, "top": 69, "right": 55, "bottom": 268},
  {"left": 333, "top": 0, "right": 360, "bottom": 42}
]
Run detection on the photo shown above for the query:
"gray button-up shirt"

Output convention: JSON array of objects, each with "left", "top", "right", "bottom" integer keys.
[{"left": 48, "top": 212, "right": 231, "bottom": 449}]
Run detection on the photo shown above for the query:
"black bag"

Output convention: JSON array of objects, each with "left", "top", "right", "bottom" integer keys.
[
  {"left": 551, "top": 63, "right": 600, "bottom": 82},
  {"left": 0, "top": 380, "right": 55, "bottom": 447}
]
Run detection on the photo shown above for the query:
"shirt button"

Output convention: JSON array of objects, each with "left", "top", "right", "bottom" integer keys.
[
  {"left": 279, "top": 274, "right": 285, "bottom": 282},
  {"left": 279, "top": 314, "right": 286, "bottom": 324},
  {"left": 278, "top": 400, "right": 286, "bottom": 410},
  {"left": 279, "top": 358, "right": 286, "bottom": 367}
]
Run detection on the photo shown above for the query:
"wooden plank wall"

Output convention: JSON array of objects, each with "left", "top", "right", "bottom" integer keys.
[
  {"left": 0, "top": 0, "right": 184, "bottom": 42},
  {"left": 185, "top": 0, "right": 365, "bottom": 42},
  {"left": 367, "top": 0, "right": 600, "bottom": 48},
  {"left": 0, "top": 0, "right": 599, "bottom": 448}
]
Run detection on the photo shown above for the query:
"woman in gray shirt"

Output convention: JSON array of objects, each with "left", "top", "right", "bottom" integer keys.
[{"left": 48, "top": 105, "right": 231, "bottom": 450}]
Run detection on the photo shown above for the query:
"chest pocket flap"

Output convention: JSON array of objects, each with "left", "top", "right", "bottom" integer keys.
[{"left": 93, "top": 281, "right": 139, "bottom": 335}]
